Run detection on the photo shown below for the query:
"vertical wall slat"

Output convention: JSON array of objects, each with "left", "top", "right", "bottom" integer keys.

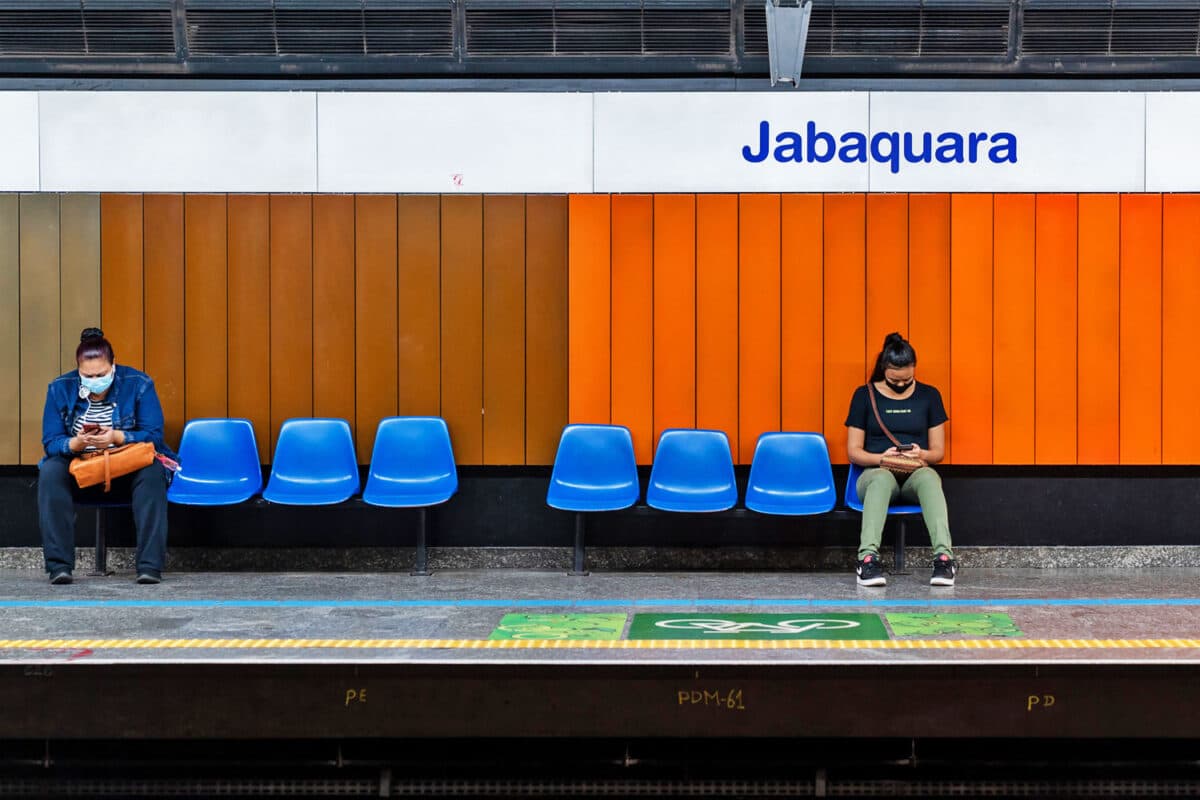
[
  {"left": 0, "top": 196, "right": 19, "bottom": 463},
  {"left": 822, "top": 194, "right": 866, "bottom": 464},
  {"left": 1162, "top": 195, "right": 1200, "bottom": 465},
  {"left": 738, "top": 193, "right": 782, "bottom": 464},
  {"left": 610, "top": 194, "right": 654, "bottom": 463},
  {"left": 440, "top": 195, "right": 485, "bottom": 465},
  {"left": 695, "top": 194, "right": 739, "bottom": 454},
  {"left": 907, "top": 194, "right": 952, "bottom": 463},
  {"left": 19, "top": 195, "right": 61, "bottom": 465},
  {"left": 524, "top": 195, "right": 569, "bottom": 465},
  {"left": 143, "top": 194, "right": 185, "bottom": 448},
  {"left": 482, "top": 195, "right": 527, "bottom": 465},
  {"left": 1033, "top": 194, "right": 1079, "bottom": 464},
  {"left": 313, "top": 195, "right": 358, "bottom": 437},
  {"left": 568, "top": 195, "right": 612, "bottom": 426},
  {"left": 1119, "top": 194, "right": 1163, "bottom": 465},
  {"left": 184, "top": 194, "right": 228, "bottom": 420},
  {"left": 397, "top": 196, "right": 442, "bottom": 418},
  {"left": 652, "top": 194, "right": 697, "bottom": 445},
  {"left": 269, "top": 194, "right": 314, "bottom": 452},
  {"left": 355, "top": 195, "right": 399, "bottom": 463},
  {"left": 864, "top": 194, "right": 909, "bottom": 365},
  {"left": 991, "top": 194, "right": 1035, "bottom": 465},
  {"left": 780, "top": 194, "right": 823, "bottom": 434},
  {"left": 100, "top": 194, "right": 144, "bottom": 370},
  {"left": 949, "top": 194, "right": 994, "bottom": 464},
  {"left": 59, "top": 195, "right": 101, "bottom": 372},
  {"left": 1076, "top": 194, "right": 1120, "bottom": 465},
  {"left": 227, "top": 195, "right": 272, "bottom": 462}
]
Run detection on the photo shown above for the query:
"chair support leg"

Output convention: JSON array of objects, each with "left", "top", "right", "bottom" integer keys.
[
  {"left": 411, "top": 507, "right": 432, "bottom": 577},
  {"left": 569, "top": 513, "right": 589, "bottom": 577},
  {"left": 893, "top": 518, "right": 908, "bottom": 575},
  {"left": 88, "top": 508, "right": 113, "bottom": 577}
]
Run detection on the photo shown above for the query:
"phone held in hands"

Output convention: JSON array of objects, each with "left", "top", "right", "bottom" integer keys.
[
  {"left": 897, "top": 443, "right": 916, "bottom": 452},
  {"left": 81, "top": 423, "right": 102, "bottom": 434}
]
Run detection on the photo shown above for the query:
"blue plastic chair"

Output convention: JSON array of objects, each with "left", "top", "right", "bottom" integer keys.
[
  {"left": 745, "top": 432, "right": 837, "bottom": 515},
  {"left": 363, "top": 417, "right": 458, "bottom": 575},
  {"left": 845, "top": 462, "right": 922, "bottom": 573},
  {"left": 263, "top": 418, "right": 360, "bottom": 506},
  {"left": 547, "top": 424, "right": 640, "bottom": 575},
  {"left": 646, "top": 429, "right": 737, "bottom": 513},
  {"left": 167, "top": 419, "right": 263, "bottom": 506}
]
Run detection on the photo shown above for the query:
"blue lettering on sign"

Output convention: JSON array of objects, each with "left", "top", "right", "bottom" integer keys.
[{"left": 742, "top": 121, "right": 1018, "bottom": 173}]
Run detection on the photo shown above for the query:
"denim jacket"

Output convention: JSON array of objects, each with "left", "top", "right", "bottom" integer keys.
[{"left": 41, "top": 365, "right": 176, "bottom": 462}]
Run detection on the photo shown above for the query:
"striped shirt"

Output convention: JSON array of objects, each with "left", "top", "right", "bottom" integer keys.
[{"left": 72, "top": 400, "right": 115, "bottom": 451}]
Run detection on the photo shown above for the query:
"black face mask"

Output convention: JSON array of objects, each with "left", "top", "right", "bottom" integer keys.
[{"left": 885, "top": 379, "right": 913, "bottom": 394}]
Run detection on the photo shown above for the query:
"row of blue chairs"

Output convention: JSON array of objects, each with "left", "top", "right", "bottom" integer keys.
[
  {"left": 166, "top": 416, "right": 458, "bottom": 574},
  {"left": 546, "top": 425, "right": 920, "bottom": 574}
]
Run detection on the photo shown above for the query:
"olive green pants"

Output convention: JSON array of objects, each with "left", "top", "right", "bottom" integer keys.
[{"left": 856, "top": 466, "right": 953, "bottom": 560}]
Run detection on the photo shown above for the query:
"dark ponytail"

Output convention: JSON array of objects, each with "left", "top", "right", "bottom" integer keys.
[
  {"left": 76, "top": 327, "right": 115, "bottom": 364},
  {"left": 869, "top": 332, "right": 916, "bottom": 382}
]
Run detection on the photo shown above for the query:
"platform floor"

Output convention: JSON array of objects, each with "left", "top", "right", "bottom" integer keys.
[{"left": 0, "top": 567, "right": 1197, "bottom": 664}]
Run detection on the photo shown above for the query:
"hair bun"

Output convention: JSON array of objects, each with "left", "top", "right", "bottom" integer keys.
[
  {"left": 80, "top": 327, "right": 105, "bottom": 342},
  {"left": 884, "top": 332, "right": 906, "bottom": 345}
]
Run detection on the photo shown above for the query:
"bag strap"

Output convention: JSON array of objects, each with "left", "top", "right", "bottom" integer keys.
[{"left": 866, "top": 382, "right": 903, "bottom": 449}]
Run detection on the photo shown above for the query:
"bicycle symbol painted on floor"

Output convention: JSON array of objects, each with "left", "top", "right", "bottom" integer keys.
[{"left": 653, "top": 618, "right": 862, "bottom": 635}]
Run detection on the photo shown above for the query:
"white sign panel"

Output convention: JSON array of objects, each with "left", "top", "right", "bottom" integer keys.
[
  {"left": 317, "top": 93, "right": 593, "bottom": 193},
  {"left": 39, "top": 92, "right": 317, "bottom": 192},
  {"left": 594, "top": 92, "right": 870, "bottom": 192},
  {"left": 868, "top": 92, "right": 1145, "bottom": 192},
  {"left": 0, "top": 93, "right": 39, "bottom": 191},
  {"left": 1146, "top": 93, "right": 1200, "bottom": 192}
]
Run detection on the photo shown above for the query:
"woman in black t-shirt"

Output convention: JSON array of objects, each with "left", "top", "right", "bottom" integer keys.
[{"left": 845, "top": 333, "right": 956, "bottom": 588}]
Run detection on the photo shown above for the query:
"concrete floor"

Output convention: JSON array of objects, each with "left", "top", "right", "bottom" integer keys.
[{"left": 0, "top": 567, "right": 1196, "bottom": 664}]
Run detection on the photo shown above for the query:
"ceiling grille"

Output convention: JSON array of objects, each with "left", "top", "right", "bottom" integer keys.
[
  {"left": 1022, "top": 0, "right": 1200, "bottom": 56},
  {"left": 0, "top": 1, "right": 174, "bottom": 57}
]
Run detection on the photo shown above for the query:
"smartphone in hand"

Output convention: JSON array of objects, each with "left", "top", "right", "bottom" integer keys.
[
  {"left": 897, "top": 443, "right": 916, "bottom": 452},
  {"left": 82, "top": 423, "right": 102, "bottom": 434}
]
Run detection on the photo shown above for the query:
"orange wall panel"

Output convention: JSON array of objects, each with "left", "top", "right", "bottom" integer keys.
[
  {"left": 738, "top": 194, "right": 782, "bottom": 463},
  {"left": 865, "top": 194, "right": 908, "bottom": 367},
  {"left": 822, "top": 194, "right": 866, "bottom": 463},
  {"left": 781, "top": 194, "right": 823, "bottom": 434},
  {"left": 907, "top": 194, "right": 952, "bottom": 462},
  {"left": 695, "top": 194, "right": 739, "bottom": 452},
  {"left": 609, "top": 195, "right": 654, "bottom": 462},
  {"left": 949, "top": 194, "right": 993, "bottom": 464},
  {"left": 652, "top": 194, "right": 697, "bottom": 444},
  {"left": 1119, "top": 194, "right": 1162, "bottom": 465},
  {"left": 1162, "top": 195, "right": 1200, "bottom": 465},
  {"left": 568, "top": 195, "right": 611, "bottom": 426},
  {"left": 1034, "top": 194, "right": 1078, "bottom": 464},
  {"left": 991, "top": 194, "right": 1035, "bottom": 465},
  {"left": 1076, "top": 194, "right": 1120, "bottom": 464}
]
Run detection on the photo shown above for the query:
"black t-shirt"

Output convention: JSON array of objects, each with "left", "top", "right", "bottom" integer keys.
[{"left": 844, "top": 382, "right": 948, "bottom": 453}]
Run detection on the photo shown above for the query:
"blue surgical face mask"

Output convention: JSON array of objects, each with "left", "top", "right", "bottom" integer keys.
[{"left": 79, "top": 368, "right": 114, "bottom": 397}]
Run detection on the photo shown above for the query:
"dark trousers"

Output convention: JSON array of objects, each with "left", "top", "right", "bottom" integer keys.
[{"left": 38, "top": 456, "right": 169, "bottom": 576}]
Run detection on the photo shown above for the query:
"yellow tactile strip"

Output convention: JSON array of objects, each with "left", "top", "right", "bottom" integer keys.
[{"left": 0, "top": 638, "right": 1197, "bottom": 651}]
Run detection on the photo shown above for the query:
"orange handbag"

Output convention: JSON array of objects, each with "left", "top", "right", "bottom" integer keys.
[{"left": 69, "top": 442, "right": 157, "bottom": 492}]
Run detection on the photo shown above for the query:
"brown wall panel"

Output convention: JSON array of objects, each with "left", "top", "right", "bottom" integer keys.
[
  {"left": 440, "top": 195, "right": 485, "bottom": 465},
  {"left": 355, "top": 194, "right": 399, "bottom": 463},
  {"left": 227, "top": 195, "right": 272, "bottom": 462},
  {"left": 59, "top": 194, "right": 101, "bottom": 373},
  {"left": 269, "top": 195, "right": 314, "bottom": 453},
  {"left": 19, "top": 195, "right": 60, "bottom": 465},
  {"left": 482, "top": 195, "right": 526, "bottom": 465},
  {"left": 0, "top": 196, "right": 18, "bottom": 463},
  {"left": 184, "top": 195, "right": 228, "bottom": 420},
  {"left": 313, "top": 195, "right": 357, "bottom": 443},
  {"left": 397, "top": 196, "right": 442, "bottom": 418},
  {"left": 142, "top": 194, "right": 185, "bottom": 448},
  {"left": 100, "top": 194, "right": 144, "bottom": 370},
  {"left": 524, "top": 195, "right": 569, "bottom": 465}
]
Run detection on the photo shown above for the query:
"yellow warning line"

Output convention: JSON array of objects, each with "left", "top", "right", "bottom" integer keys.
[{"left": 0, "top": 638, "right": 1198, "bottom": 650}]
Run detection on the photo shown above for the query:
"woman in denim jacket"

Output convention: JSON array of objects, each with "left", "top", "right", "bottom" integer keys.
[{"left": 39, "top": 328, "right": 175, "bottom": 585}]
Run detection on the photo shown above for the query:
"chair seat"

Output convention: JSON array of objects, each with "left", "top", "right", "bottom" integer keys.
[
  {"left": 845, "top": 463, "right": 922, "bottom": 514},
  {"left": 263, "top": 418, "right": 360, "bottom": 506},
  {"left": 646, "top": 429, "right": 737, "bottom": 513},
  {"left": 167, "top": 418, "right": 264, "bottom": 506},
  {"left": 745, "top": 432, "right": 838, "bottom": 516},
  {"left": 362, "top": 417, "right": 458, "bottom": 509},
  {"left": 546, "top": 424, "right": 640, "bottom": 512},
  {"left": 167, "top": 478, "right": 261, "bottom": 506},
  {"left": 262, "top": 482, "right": 358, "bottom": 506},
  {"left": 362, "top": 477, "right": 456, "bottom": 508}
]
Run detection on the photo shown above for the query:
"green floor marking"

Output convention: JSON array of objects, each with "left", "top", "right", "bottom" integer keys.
[
  {"left": 628, "top": 613, "right": 889, "bottom": 641},
  {"left": 489, "top": 613, "right": 628, "bottom": 641},
  {"left": 886, "top": 612, "right": 1024, "bottom": 637}
]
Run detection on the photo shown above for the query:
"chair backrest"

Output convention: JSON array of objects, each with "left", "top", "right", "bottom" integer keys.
[
  {"left": 269, "top": 418, "right": 359, "bottom": 487},
  {"left": 546, "top": 424, "right": 639, "bottom": 512},
  {"left": 175, "top": 418, "right": 262, "bottom": 488},
  {"left": 745, "top": 432, "right": 837, "bottom": 515},
  {"left": 646, "top": 428, "right": 737, "bottom": 513},
  {"left": 364, "top": 417, "right": 457, "bottom": 505}
]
